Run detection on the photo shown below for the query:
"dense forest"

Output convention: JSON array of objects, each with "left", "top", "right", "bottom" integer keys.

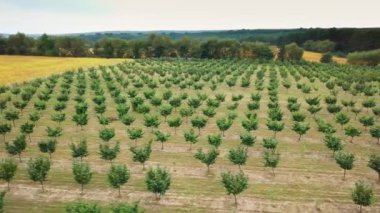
[{"left": 0, "top": 28, "right": 380, "bottom": 65}]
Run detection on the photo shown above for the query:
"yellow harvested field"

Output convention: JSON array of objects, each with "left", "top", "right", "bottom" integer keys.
[
  {"left": 303, "top": 51, "right": 347, "bottom": 64},
  {"left": 0, "top": 55, "right": 127, "bottom": 85}
]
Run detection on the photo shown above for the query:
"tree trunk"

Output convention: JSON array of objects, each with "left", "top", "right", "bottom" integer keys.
[
  {"left": 238, "top": 164, "right": 241, "bottom": 171},
  {"left": 7, "top": 181, "right": 10, "bottom": 191},
  {"left": 234, "top": 194, "right": 237, "bottom": 205},
  {"left": 18, "top": 154, "right": 22, "bottom": 162},
  {"left": 81, "top": 184, "right": 84, "bottom": 194},
  {"left": 298, "top": 134, "right": 302, "bottom": 142},
  {"left": 41, "top": 181, "right": 45, "bottom": 192},
  {"left": 343, "top": 169, "right": 346, "bottom": 180},
  {"left": 189, "top": 143, "right": 192, "bottom": 151},
  {"left": 3, "top": 134, "right": 5, "bottom": 142},
  {"left": 12, "top": 120, "right": 15, "bottom": 127},
  {"left": 174, "top": 127, "right": 177, "bottom": 135},
  {"left": 49, "top": 153, "right": 52, "bottom": 160},
  {"left": 142, "top": 162, "right": 145, "bottom": 170},
  {"left": 272, "top": 168, "right": 275, "bottom": 176},
  {"left": 359, "top": 205, "right": 362, "bottom": 213},
  {"left": 118, "top": 187, "right": 121, "bottom": 197},
  {"left": 28, "top": 134, "right": 32, "bottom": 143},
  {"left": 273, "top": 131, "right": 277, "bottom": 139},
  {"left": 350, "top": 137, "right": 354, "bottom": 143},
  {"left": 161, "top": 142, "right": 164, "bottom": 150},
  {"left": 135, "top": 139, "right": 137, "bottom": 146}
]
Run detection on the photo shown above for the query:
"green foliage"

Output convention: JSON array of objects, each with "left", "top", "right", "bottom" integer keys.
[
  {"left": 323, "top": 134, "right": 343, "bottom": 156},
  {"left": 368, "top": 154, "right": 380, "bottom": 181},
  {"left": 283, "top": 43, "right": 304, "bottom": 61},
  {"left": 292, "top": 122, "right": 310, "bottom": 141},
  {"left": 352, "top": 180, "right": 373, "bottom": 211},
  {"left": 216, "top": 117, "right": 233, "bottom": 136},
  {"left": 208, "top": 134, "right": 222, "bottom": 148},
  {"left": 72, "top": 113, "right": 88, "bottom": 130},
  {"left": 99, "top": 128, "right": 115, "bottom": 142},
  {"left": 184, "top": 129, "right": 198, "bottom": 150},
  {"left": 72, "top": 161, "right": 92, "bottom": 193},
  {"left": 27, "top": 156, "right": 51, "bottom": 191},
  {"left": 154, "top": 130, "right": 170, "bottom": 150},
  {"left": 194, "top": 148, "right": 219, "bottom": 171},
  {"left": 344, "top": 126, "right": 361, "bottom": 142},
  {"left": 0, "top": 158, "right": 17, "bottom": 190},
  {"left": 370, "top": 126, "right": 380, "bottom": 144},
  {"left": 145, "top": 166, "right": 171, "bottom": 199},
  {"left": 144, "top": 114, "right": 160, "bottom": 132},
  {"left": 99, "top": 142, "right": 120, "bottom": 162},
  {"left": 127, "top": 128, "right": 144, "bottom": 145},
  {"left": 335, "top": 151, "right": 355, "bottom": 180},
  {"left": 5, "top": 134, "right": 26, "bottom": 162},
  {"left": 266, "top": 120, "right": 284, "bottom": 138},
  {"left": 228, "top": 146, "right": 248, "bottom": 169},
  {"left": 220, "top": 171, "right": 248, "bottom": 205},
  {"left": 262, "top": 138, "right": 278, "bottom": 152},
  {"left": 46, "top": 126, "right": 63, "bottom": 138},
  {"left": 66, "top": 202, "right": 101, "bottom": 213},
  {"left": 130, "top": 141, "right": 152, "bottom": 170},
  {"left": 0, "top": 123, "right": 12, "bottom": 141},
  {"left": 38, "top": 138, "right": 57, "bottom": 159},
  {"left": 239, "top": 133, "right": 256, "bottom": 147},
  {"left": 191, "top": 116, "right": 208, "bottom": 135},
  {"left": 107, "top": 164, "right": 130, "bottom": 196},
  {"left": 167, "top": 116, "right": 182, "bottom": 134},
  {"left": 263, "top": 152, "right": 280, "bottom": 176},
  {"left": 70, "top": 138, "right": 89, "bottom": 161},
  {"left": 348, "top": 49, "right": 380, "bottom": 66},
  {"left": 111, "top": 202, "right": 144, "bottom": 213}
]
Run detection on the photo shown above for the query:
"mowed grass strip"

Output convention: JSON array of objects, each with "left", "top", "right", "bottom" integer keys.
[{"left": 0, "top": 55, "right": 127, "bottom": 85}]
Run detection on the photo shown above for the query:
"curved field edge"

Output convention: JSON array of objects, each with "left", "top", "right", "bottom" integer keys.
[{"left": 0, "top": 55, "right": 128, "bottom": 85}]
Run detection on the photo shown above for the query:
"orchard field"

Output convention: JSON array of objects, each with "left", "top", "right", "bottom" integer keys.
[{"left": 0, "top": 59, "right": 379, "bottom": 212}]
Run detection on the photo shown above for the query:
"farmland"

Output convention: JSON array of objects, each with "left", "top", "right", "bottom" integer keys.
[
  {"left": 0, "top": 55, "right": 126, "bottom": 85},
  {"left": 0, "top": 59, "right": 379, "bottom": 212}
]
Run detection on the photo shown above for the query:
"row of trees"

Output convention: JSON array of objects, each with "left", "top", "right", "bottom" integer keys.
[{"left": 0, "top": 33, "right": 308, "bottom": 61}]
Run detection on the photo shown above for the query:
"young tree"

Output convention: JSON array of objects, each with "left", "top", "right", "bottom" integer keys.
[
  {"left": 0, "top": 123, "right": 11, "bottom": 142},
  {"left": 72, "top": 113, "right": 88, "bottom": 130},
  {"left": 29, "top": 112, "right": 40, "bottom": 122},
  {"left": 266, "top": 120, "right": 284, "bottom": 138},
  {"left": 27, "top": 156, "right": 51, "bottom": 192},
  {"left": 335, "top": 112, "right": 350, "bottom": 128},
  {"left": 191, "top": 116, "right": 207, "bottom": 135},
  {"left": 194, "top": 148, "right": 219, "bottom": 171},
  {"left": 262, "top": 138, "right": 278, "bottom": 153},
  {"left": 208, "top": 134, "right": 222, "bottom": 148},
  {"left": 4, "top": 110, "right": 19, "bottom": 127},
  {"left": 154, "top": 130, "right": 170, "bottom": 150},
  {"left": 130, "top": 141, "right": 152, "bottom": 170},
  {"left": 167, "top": 116, "right": 182, "bottom": 135},
  {"left": 38, "top": 138, "right": 57, "bottom": 159},
  {"left": 344, "top": 126, "right": 361, "bottom": 143},
  {"left": 228, "top": 146, "right": 248, "bottom": 170},
  {"left": 46, "top": 126, "right": 63, "bottom": 138},
  {"left": 184, "top": 129, "right": 198, "bottom": 150},
  {"left": 70, "top": 138, "right": 89, "bottom": 161},
  {"left": 323, "top": 134, "right": 343, "bottom": 156},
  {"left": 216, "top": 117, "right": 233, "bottom": 137},
  {"left": 0, "top": 158, "right": 17, "bottom": 191},
  {"left": 145, "top": 166, "right": 171, "bottom": 200},
  {"left": 20, "top": 122, "right": 35, "bottom": 143},
  {"left": 5, "top": 134, "right": 26, "bottom": 162},
  {"left": 370, "top": 125, "right": 380, "bottom": 144},
  {"left": 107, "top": 164, "right": 130, "bottom": 197},
  {"left": 263, "top": 152, "right": 280, "bottom": 176},
  {"left": 367, "top": 153, "right": 380, "bottom": 181},
  {"left": 241, "top": 116, "right": 258, "bottom": 131},
  {"left": 51, "top": 112, "right": 66, "bottom": 126},
  {"left": 220, "top": 171, "right": 248, "bottom": 205},
  {"left": 359, "top": 116, "right": 374, "bottom": 130},
  {"left": 187, "top": 97, "right": 202, "bottom": 109},
  {"left": 111, "top": 202, "right": 143, "bottom": 213},
  {"left": 72, "top": 161, "right": 92, "bottom": 194},
  {"left": 144, "top": 114, "right": 160, "bottom": 132},
  {"left": 99, "top": 128, "right": 115, "bottom": 142},
  {"left": 335, "top": 151, "right": 355, "bottom": 180},
  {"left": 239, "top": 133, "right": 256, "bottom": 148},
  {"left": 179, "top": 107, "right": 193, "bottom": 122},
  {"left": 159, "top": 104, "right": 173, "bottom": 121},
  {"left": 292, "top": 122, "right": 310, "bottom": 141},
  {"left": 99, "top": 142, "right": 120, "bottom": 162},
  {"left": 120, "top": 114, "right": 135, "bottom": 126},
  {"left": 66, "top": 202, "right": 101, "bottom": 213},
  {"left": 352, "top": 180, "right": 373, "bottom": 213},
  {"left": 127, "top": 128, "right": 144, "bottom": 146}
]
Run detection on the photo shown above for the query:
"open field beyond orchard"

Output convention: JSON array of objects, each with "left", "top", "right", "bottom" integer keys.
[
  {"left": 0, "top": 55, "right": 127, "bottom": 85},
  {"left": 0, "top": 59, "right": 379, "bottom": 212}
]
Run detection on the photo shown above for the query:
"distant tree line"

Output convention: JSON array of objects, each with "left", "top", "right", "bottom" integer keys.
[
  {"left": 347, "top": 49, "right": 380, "bottom": 66},
  {"left": 0, "top": 33, "right": 276, "bottom": 60}
]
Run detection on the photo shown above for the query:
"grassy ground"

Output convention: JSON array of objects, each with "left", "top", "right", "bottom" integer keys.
[
  {"left": 0, "top": 55, "right": 127, "bottom": 85},
  {"left": 0, "top": 59, "right": 378, "bottom": 212},
  {"left": 303, "top": 51, "right": 347, "bottom": 64}
]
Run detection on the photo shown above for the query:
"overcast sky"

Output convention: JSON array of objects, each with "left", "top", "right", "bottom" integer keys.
[{"left": 0, "top": 0, "right": 379, "bottom": 34}]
